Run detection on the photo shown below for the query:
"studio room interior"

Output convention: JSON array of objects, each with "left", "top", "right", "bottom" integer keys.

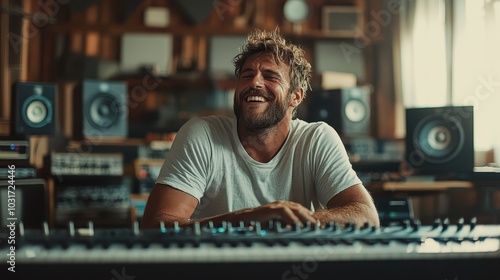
[{"left": 1, "top": 0, "right": 500, "bottom": 279}]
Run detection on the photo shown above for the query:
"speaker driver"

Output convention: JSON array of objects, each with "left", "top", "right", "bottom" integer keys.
[
  {"left": 86, "top": 93, "right": 121, "bottom": 129},
  {"left": 413, "top": 115, "right": 464, "bottom": 163},
  {"left": 75, "top": 79, "right": 128, "bottom": 139},
  {"left": 11, "top": 82, "right": 57, "bottom": 135},
  {"left": 21, "top": 95, "right": 53, "bottom": 128},
  {"left": 344, "top": 99, "right": 366, "bottom": 123},
  {"left": 427, "top": 125, "right": 451, "bottom": 150}
]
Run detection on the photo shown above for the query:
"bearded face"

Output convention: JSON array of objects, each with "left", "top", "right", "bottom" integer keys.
[
  {"left": 234, "top": 88, "right": 291, "bottom": 132},
  {"left": 233, "top": 52, "right": 293, "bottom": 133}
]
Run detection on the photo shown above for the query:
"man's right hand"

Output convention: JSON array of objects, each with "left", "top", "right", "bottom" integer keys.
[{"left": 232, "top": 200, "right": 318, "bottom": 227}]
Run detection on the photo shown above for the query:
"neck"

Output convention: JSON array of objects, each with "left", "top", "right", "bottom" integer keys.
[{"left": 237, "top": 117, "right": 292, "bottom": 163}]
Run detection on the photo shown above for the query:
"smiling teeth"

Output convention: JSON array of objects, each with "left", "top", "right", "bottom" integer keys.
[{"left": 247, "top": 96, "right": 266, "bottom": 102}]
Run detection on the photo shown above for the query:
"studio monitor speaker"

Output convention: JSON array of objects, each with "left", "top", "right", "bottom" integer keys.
[
  {"left": 73, "top": 79, "right": 128, "bottom": 139},
  {"left": 11, "top": 82, "right": 57, "bottom": 135},
  {"left": 405, "top": 106, "right": 474, "bottom": 174},
  {"left": 307, "top": 86, "right": 371, "bottom": 137}
]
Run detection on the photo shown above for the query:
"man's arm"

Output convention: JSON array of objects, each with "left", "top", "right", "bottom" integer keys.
[
  {"left": 140, "top": 183, "right": 198, "bottom": 229},
  {"left": 313, "top": 184, "right": 380, "bottom": 228},
  {"left": 141, "top": 183, "right": 318, "bottom": 229}
]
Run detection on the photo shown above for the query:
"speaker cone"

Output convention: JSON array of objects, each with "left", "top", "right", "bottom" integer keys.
[
  {"left": 413, "top": 115, "right": 464, "bottom": 163},
  {"left": 86, "top": 93, "right": 122, "bottom": 129},
  {"left": 344, "top": 99, "right": 366, "bottom": 123},
  {"left": 21, "top": 95, "right": 53, "bottom": 128}
]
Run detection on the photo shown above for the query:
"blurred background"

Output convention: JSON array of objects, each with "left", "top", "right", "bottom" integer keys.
[{"left": 1, "top": 0, "right": 499, "bottom": 230}]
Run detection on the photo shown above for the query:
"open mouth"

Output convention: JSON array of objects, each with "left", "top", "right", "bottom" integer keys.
[{"left": 246, "top": 96, "right": 267, "bottom": 102}]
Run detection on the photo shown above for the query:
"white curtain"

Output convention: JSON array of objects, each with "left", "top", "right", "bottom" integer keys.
[
  {"left": 452, "top": 0, "right": 500, "bottom": 151},
  {"left": 399, "top": 0, "right": 500, "bottom": 157},
  {"left": 399, "top": 0, "right": 448, "bottom": 107}
]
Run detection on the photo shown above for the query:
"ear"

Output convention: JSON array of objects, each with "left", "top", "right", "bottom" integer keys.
[{"left": 290, "top": 88, "right": 304, "bottom": 107}]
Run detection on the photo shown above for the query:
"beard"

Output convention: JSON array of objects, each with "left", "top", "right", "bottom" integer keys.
[{"left": 234, "top": 89, "right": 290, "bottom": 133}]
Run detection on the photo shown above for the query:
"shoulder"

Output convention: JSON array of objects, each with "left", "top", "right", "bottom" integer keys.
[
  {"left": 173, "top": 115, "right": 235, "bottom": 147},
  {"left": 289, "top": 119, "right": 344, "bottom": 155},
  {"left": 291, "top": 119, "right": 341, "bottom": 141},
  {"left": 180, "top": 115, "right": 234, "bottom": 134}
]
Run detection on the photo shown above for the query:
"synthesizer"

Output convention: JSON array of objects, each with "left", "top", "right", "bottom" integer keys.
[{"left": 1, "top": 218, "right": 499, "bottom": 280}]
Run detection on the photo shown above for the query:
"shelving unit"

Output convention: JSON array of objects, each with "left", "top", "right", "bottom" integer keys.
[
  {"left": 35, "top": 0, "right": 367, "bottom": 78},
  {"left": 23, "top": 0, "right": 371, "bottom": 139}
]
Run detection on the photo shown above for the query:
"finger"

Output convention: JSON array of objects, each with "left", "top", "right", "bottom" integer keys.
[
  {"left": 278, "top": 207, "right": 303, "bottom": 226},
  {"left": 292, "top": 207, "right": 318, "bottom": 225},
  {"left": 276, "top": 207, "right": 317, "bottom": 227},
  {"left": 280, "top": 202, "right": 317, "bottom": 224}
]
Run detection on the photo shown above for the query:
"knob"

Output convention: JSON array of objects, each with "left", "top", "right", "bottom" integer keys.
[
  {"left": 441, "top": 218, "right": 450, "bottom": 231},
  {"left": 294, "top": 221, "right": 302, "bottom": 233},
  {"left": 255, "top": 221, "right": 263, "bottom": 236},
  {"left": 173, "top": 221, "right": 180, "bottom": 233},
  {"left": 275, "top": 221, "right": 284, "bottom": 233},
  {"left": 133, "top": 220, "right": 140, "bottom": 236},
  {"left": 193, "top": 221, "right": 201, "bottom": 236},
  {"left": 456, "top": 217, "right": 465, "bottom": 232},
  {"left": 411, "top": 220, "right": 421, "bottom": 232},
  {"left": 403, "top": 219, "right": 411, "bottom": 229},
  {"left": 470, "top": 217, "right": 477, "bottom": 231},
  {"left": 208, "top": 221, "right": 215, "bottom": 230},
  {"left": 314, "top": 221, "right": 321, "bottom": 232},
  {"left": 432, "top": 218, "right": 442, "bottom": 229},
  {"left": 19, "top": 221, "right": 25, "bottom": 238},
  {"left": 43, "top": 221, "right": 50, "bottom": 237}
]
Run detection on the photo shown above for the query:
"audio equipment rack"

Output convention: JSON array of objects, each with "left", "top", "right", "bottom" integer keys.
[{"left": 1, "top": 218, "right": 499, "bottom": 279}]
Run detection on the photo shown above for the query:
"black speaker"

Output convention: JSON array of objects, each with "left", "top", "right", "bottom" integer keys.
[
  {"left": 307, "top": 86, "right": 371, "bottom": 136},
  {"left": 11, "top": 82, "right": 57, "bottom": 135},
  {"left": 0, "top": 178, "right": 48, "bottom": 229},
  {"left": 405, "top": 106, "right": 474, "bottom": 174},
  {"left": 73, "top": 79, "right": 128, "bottom": 139}
]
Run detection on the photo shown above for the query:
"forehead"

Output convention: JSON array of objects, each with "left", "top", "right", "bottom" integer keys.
[{"left": 243, "top": 51, "right": 288, "bottom": 70}]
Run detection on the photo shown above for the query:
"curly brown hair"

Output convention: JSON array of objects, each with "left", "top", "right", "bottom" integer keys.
[{"left": 232, "top": 28, "right": 312, "bottom": 99}]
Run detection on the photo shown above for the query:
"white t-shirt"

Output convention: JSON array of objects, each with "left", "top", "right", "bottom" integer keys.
[{"left": 155, "top": 115, "right": 362, "bottom": 219}]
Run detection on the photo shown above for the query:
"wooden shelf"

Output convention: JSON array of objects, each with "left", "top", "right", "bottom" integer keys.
[
  {"left": 119, "top": 73, "right": 237, "bottom": 92},
  {"left": 382, "top": 181, "right": 474, "bottom": 191},
  {"left": 44, "top": 23, "right": 363, "bottom": 40}
]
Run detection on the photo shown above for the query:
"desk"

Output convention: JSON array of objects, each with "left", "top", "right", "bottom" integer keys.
[
  {"left": 369, "top": 180, "right": 499, "bottom": 225},
  {"left": 382, "top": 181, "right": 473, "bottom": 191}
]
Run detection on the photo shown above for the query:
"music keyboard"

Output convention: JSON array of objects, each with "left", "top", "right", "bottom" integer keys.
[{"left": 2, "top": 218, "right": 500, "bottom": 279}]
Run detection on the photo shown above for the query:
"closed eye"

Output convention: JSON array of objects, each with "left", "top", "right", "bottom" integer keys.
[
  {"left": 265, "top": 75, "right": 280, "bottom": 81},
  {"left": 240, "top": 75, "right": 253, "bottom": 80}
]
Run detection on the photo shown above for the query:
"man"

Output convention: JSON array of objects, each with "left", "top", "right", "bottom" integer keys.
[{"left": 141, "top": 28, "right": 380, "bottom": 229}]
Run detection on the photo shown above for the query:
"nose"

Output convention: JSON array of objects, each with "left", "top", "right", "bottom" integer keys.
[{"left": 250, "top": 73, "right": 264, "bottom": 89}]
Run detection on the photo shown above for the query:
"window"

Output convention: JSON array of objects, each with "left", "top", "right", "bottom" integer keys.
[{"left": 399, "top": 0, "right": 500, "bottom": 159}]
